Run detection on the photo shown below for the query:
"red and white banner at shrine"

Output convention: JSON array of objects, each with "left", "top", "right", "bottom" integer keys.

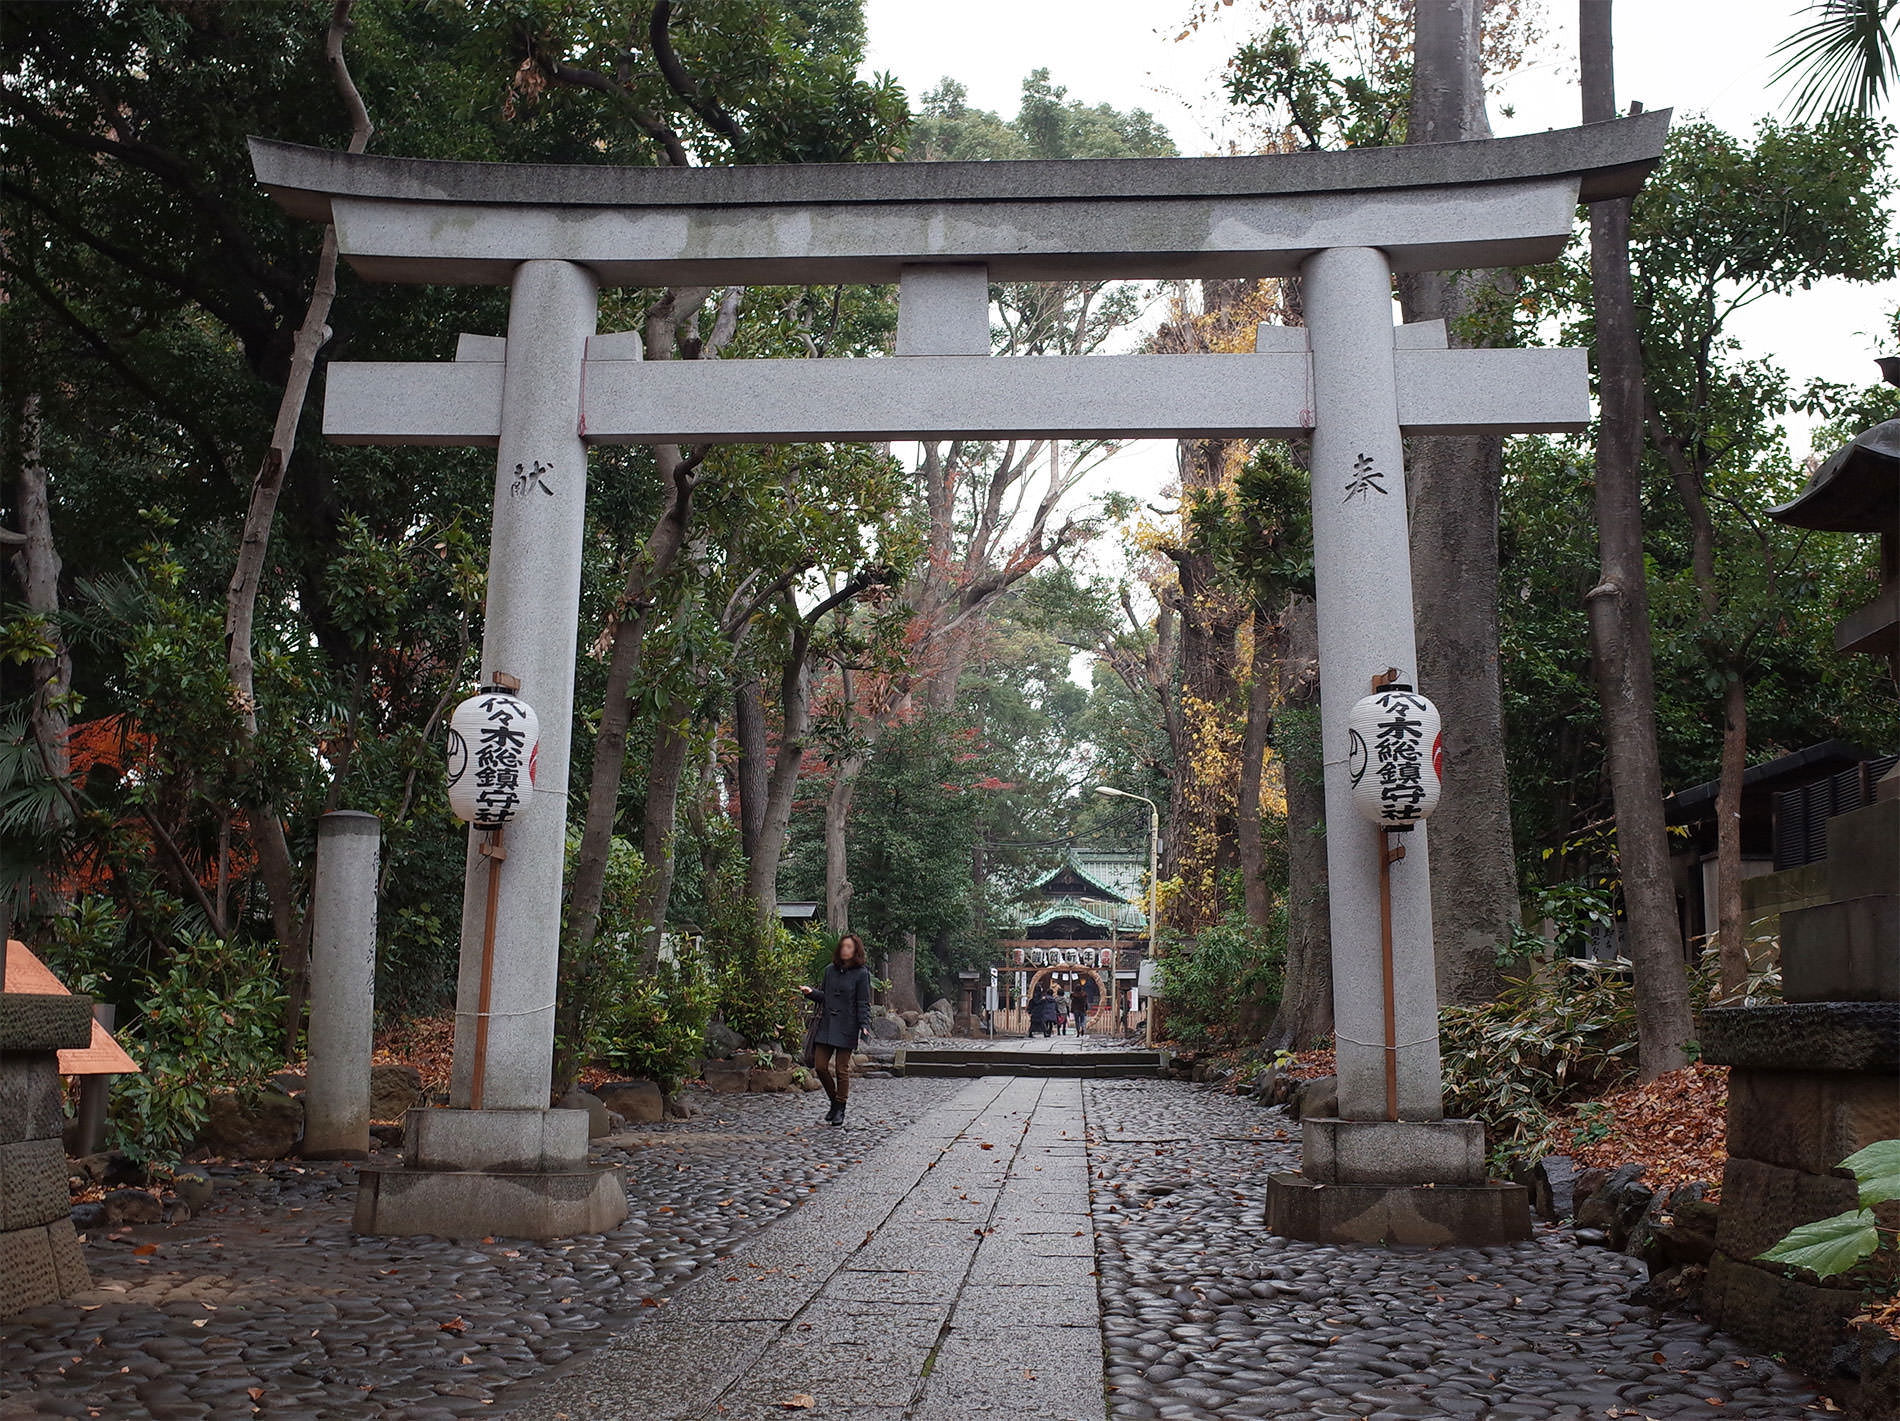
[
  {"left": 1347, "top": 685, "right": 1443, "bottom": 829},
  {"left": 445, "top": 689, "right": 540, "bottom": 828}
]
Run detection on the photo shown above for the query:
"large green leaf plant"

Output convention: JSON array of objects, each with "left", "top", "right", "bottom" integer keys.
[{"left": 1759, "top": 1140, "right": 1900, "bottom": 1282}]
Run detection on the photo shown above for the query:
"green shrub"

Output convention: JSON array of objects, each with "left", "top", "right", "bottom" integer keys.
[
  {"left": 696, "top": 819, "right": 807, "bottom": 1049},
  {"left": 1158, "top": 907, "right": 1287, "bottom": 1049},
  {"left": 109, "top": 934, "right": 286, "bottom": 1164},
  {"left": 598, "top": 952, "right": 716, "bottom": 1095},
  {"left": 1439, "top": 957, "right": 1639, "bottom": 1171}
]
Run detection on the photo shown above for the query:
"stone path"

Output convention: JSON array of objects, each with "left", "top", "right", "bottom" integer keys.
[
  {"left": 1, "top": 1070, "right": 1838, "bottom": 1421},
  {"left": 515, "top": 1076, "right": 1102, "bottom": 1421},
  {"left": 1086, "top": 1080, "right": 1829, "bottom": 1421},
  {"left": 0, "top": 1079, "right": 961, "bottom": 1421}
]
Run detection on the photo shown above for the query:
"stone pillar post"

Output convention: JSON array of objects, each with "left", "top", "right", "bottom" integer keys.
[
  {"left": 449, "top": 260, "right": 598, "bottom": 1111},
  {"left": 304, "top": 810, "right": 380, "bottom": 1159},
  {"left": 1302, "top": 245, "right": 1446, "bottom": 1124}
]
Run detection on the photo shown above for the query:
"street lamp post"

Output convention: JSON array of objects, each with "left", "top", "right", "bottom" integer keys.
[{"left": 1095, "top": 785, "right": 1159, "bottom": 1046}]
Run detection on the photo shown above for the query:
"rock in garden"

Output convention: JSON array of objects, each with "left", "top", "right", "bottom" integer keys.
[
  {"left": 102, "top": 1188, "right": 163, "bottom": 1225},
  {"left": 748, "top": 1066, "right": 795, "bottom": 1092},
  {"left": 704, "top": 1020, "right": 745, "bottom": 1059},
  {"left": 701, "top": 1060, "right": 751, "bottom": 1094},
  {"left": 1295, "top": 1076, "right": 1339, "bottom": 1120},
  {"left": 871, "top": 1017, "right": 905, "bottom": 1041},
  {"left": 369, "top": 1064, "right": 423, "bottom": 1120},
  {"left": 596, "top": 1081, "right": 664, "bottom": 1123},
  {"left": 169, "top": 1167, "right": 214, "bottom": 1211},
  {"left": 556, "top": 1086, "right": 613, "bottom": 1137},
  {"left": 199, "top": 1090, "right": 303, "bottom": 1159}
]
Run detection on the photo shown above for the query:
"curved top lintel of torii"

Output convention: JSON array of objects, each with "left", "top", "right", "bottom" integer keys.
[{"left": 248, "top": 111, "right": 1671, "bottom": 288}]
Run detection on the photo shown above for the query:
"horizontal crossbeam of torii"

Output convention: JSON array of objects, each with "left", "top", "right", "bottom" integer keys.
[{"left": 250, "top": 115, "right": 1668, "bottom": 1203}]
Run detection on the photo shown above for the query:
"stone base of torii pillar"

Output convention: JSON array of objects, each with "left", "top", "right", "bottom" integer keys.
[
  {"left": 351, "top": 260, "right": 626, "bottom": 1241},
  {"left": 1261, "top": 246, "right": 1529, "bottom": 1248}
]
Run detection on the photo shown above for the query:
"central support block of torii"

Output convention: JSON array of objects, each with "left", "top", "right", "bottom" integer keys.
[{"left": 251, "top": 112, "right": 1667, "bottom": 1243}]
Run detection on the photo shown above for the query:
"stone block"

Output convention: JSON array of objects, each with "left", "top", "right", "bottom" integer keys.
[
  {"left": 1715, "top": 1156, "right": 1861, "bottom": 1263},
  {"left": 0, "top": 1053, "right": 66, "bottom": 1145},
  {"left": 352, "top": 1162, "right": 627, "bottom": 1239},
  {"left": 1781, "top": 895, "right": 1900, "bottom": 1003},
  {"left": 1266, "top": 1171, "right": 1531, "bottom": 1246},
  {"left": 748, "top": 1067, "right": 794, "bottom": 1092},
  {"left": 0, "top": 1137, "right": 69, "bottom": 1231},
  {"left": 46, "top": 1217, "right": 88, "bottom": 1295},
  {"left": 1, "top": 1224, "right": 60, "bottom": 1316},
  {"left": 1826, "top": 800, "right": 1899, "bottom": 902},
  {"left": 1300, "top": 1117, "right": 1485, "bottom": 1186},
  {"left": 0, "top": 993, "right": 93, "bottom": 1052},
  {"left": 1699, "top": 1002, "right": 1898, "bottom": 1073},
  {"left": 1703, "top": 1250, "right": 1862, "bottom": 1377},
  {"left": 1727, "top": 1068, "right": 1900, "bottom": 1175},
  {"left": 405, "top": 1106, "right": 589, "bottom": 1171},
  {"left": 1742, "top": 862, "right": 1829, "bottom": 916},
  {"left": 596, "top": 1081, "right": 664, "bottom": 1122}
]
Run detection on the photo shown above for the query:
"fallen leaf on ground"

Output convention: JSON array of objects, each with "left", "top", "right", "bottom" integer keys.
[{"left": 779, "top": 1395, "right": 815, "bottom": 1410}]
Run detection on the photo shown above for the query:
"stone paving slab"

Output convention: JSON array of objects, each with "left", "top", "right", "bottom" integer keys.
[{"left": 512, "top": 1075, "right": 1106, "bottom": 1421}]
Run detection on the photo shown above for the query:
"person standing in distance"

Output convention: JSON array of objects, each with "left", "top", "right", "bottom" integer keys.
[
  {"left": 1069, "top": 980, "right": 1090, "bottom": 1038},
  {"left": 801, "top": 933, "right": 873, "bottom": 1126}
]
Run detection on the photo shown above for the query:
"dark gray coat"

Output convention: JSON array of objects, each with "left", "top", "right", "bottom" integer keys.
[{"left": 811, "top": 962, "right": 873, "bottom": 1050}]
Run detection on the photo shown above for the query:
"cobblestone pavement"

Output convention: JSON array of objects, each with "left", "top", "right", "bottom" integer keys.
[
  {"left": 1086, "top": 1079, "right": 1829, "bottom": 1421},
  {"left": 0, "top": 1077, "right": 961, "bottom": 1421}
]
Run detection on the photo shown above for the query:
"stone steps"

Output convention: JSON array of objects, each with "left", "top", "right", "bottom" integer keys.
[{"left": 892, "top": 1047, "right": 1169, "bottom": 1078}]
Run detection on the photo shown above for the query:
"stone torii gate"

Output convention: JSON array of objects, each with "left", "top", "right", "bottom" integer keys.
[{"left": 252, "top": 112, "right": 1669, "bottom": 1241}]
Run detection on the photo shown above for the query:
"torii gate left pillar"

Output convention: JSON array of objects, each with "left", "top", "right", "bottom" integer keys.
[{"left": 351, "top": 260, "right": 630, "bottom": 1239}]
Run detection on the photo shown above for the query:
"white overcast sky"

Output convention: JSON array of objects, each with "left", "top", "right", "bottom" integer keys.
[{"left": 860, "top": 0, "right": 1896, "bottom": 507}]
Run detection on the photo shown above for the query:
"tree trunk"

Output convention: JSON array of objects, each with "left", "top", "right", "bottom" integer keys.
[
  {"left": 1267, "top": 594, "right": 1331, "bottom": 1051},
  {"left": 1401, "top": 0, "right": 1519, "bottom": 1006},
  {"left": 1580, "top": 0, "right": 1694, "bottom": 1077},
  {"left": 745, "top": 575, "right": 877, "bottom": 925},
  {"left": 823, "top": 751, "right": 862, "bottom": 934},
  {"left": 745, "top": 654, "right": 812, "bottom": 925},
  {"left": 636, "top": 693, "right": 696, "bottom": 944},
  {"left": 1166, "top": 425, "right": 1246, "bottom": 929},
  {"left": 1237, "top": 608, "right": 1279, "bottom": 930},
  {"left": 221, "top": 0, "right": 370, "bottom": 1049},
  {"left": 733, "top": 676, "right": 768, "bottom": 862},
  {"left": 883, "top": 937, "right": 922, "bottom": 1015},
  {"left": 1714, "top": 670, "right": 1750, "bottom": 998},
  {"left": 14, "top": 393, "right": 70, "bottom": 786}
]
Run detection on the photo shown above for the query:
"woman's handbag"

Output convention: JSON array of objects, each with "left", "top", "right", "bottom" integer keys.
[{"left": 798, "top": 996, "right": 822, "bottom": 1067}]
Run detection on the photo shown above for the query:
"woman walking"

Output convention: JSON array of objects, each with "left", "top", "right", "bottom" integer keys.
[{"left": 800, "top": 933, "right": 873, "bottom": 1126}]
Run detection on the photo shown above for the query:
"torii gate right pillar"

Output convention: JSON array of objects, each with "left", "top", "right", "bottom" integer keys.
[{"left": 1265, "top": 245, "right": 1529, "bottom": 1246}]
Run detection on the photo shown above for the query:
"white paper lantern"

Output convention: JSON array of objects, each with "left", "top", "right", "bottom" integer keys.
[
  {"left": 445, "top": 687, "right": 540, "bottom": 828},
  {"left": 1346, "top": 683, "right": 1442, "bottom": 829}
]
